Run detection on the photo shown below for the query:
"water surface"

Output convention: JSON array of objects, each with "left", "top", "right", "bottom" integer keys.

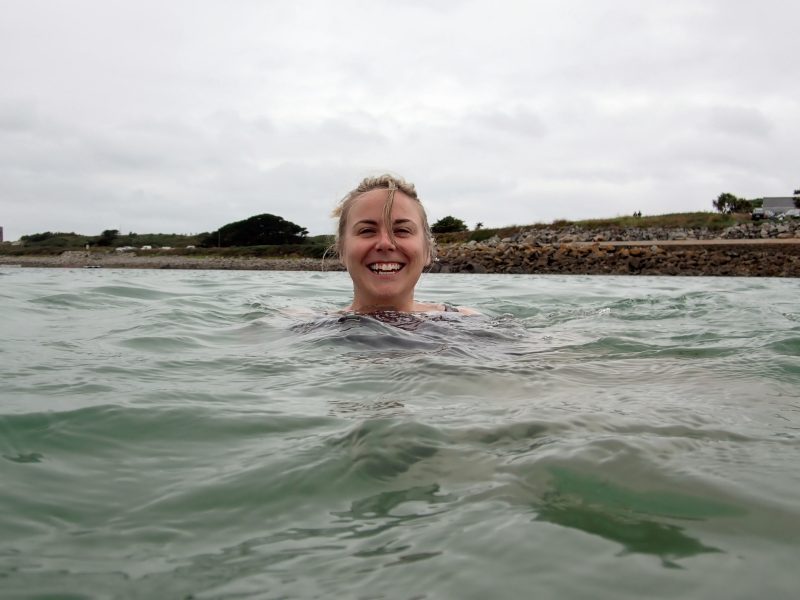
[{"left": 1, "top": 268, "right": 798, "bottom": 599}]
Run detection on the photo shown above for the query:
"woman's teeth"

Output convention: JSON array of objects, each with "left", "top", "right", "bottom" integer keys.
[{"left": 369, "top": 263, "right": 402, "bottom": 273}]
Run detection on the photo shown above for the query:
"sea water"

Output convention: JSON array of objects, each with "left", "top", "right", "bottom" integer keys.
[{"left": 0, "top": 268, "right": 798, "bottom": 599}]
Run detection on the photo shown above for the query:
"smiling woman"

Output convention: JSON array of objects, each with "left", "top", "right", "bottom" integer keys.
[{"left": 332, "top": 174, "right": 478, "bottom": 315}]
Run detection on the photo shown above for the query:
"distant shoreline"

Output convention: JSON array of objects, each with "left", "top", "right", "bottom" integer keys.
[
  {"left": 0, "top": 252, "right": 340, "bottom": 271},
  {"left": 2, "top": 238, "right": 800, "bottom": 276}
]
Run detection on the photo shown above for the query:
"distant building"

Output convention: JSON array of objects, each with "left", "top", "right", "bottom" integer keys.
[{"left": 762, "top": 197, "right": 796, "bottom": 214}]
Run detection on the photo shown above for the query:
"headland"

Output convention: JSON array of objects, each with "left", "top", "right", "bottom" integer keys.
[{"left": 3, "top": 221, "right": 799, "bottom": 276}]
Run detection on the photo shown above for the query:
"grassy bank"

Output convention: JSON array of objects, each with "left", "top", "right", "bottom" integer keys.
[{"left": 433, "top": 212, "right": 750, "bottom": 244}]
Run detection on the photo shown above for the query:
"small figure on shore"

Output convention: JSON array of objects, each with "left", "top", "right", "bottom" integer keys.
[{"left": 332, "top": 174, "right": 478, "bottom": 315}]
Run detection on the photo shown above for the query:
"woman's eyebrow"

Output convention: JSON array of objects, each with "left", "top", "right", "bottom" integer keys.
[
  {"left": 351, "top": 218, "right": 417, "bottom": 232},
  {"left": 352, "top": 219, "right": 379, "bottom": 228}
]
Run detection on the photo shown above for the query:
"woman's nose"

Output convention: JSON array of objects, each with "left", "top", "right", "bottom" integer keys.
[{"left": 374, "top": 230, "right": 395, "bottom": 250}]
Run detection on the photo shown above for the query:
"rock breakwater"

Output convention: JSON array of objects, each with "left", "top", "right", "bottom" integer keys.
[
  {"left": 427, "top": 221, "right": 800, "bottom": 276},
  {"left": 434, "top": 240, "right": 800, "bottom": 276}
]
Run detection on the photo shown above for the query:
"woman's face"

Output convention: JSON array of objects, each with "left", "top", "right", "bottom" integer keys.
[{"left": 340, "top": 189, "right": 430, "bottom": 311}]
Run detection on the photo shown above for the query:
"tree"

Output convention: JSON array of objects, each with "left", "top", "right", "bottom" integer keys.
[
  {"left": 794, "top": 189, "right": 800, "bottom": 208},
  {"left": 21, "top": 231, "right": 55, "bottom": 243},
  {"left": 712, "top": 193, "right": 736, "bottom": 213},
  {"left": 475, "top": 222, "right": 484, "bottom": 230},
  {"left": 202, "top": 214, "right": 308, "bottom": 247},
  {"left": 712, "top": 193, "right": 752, "bottom": 214},
  {"left": 19, "top": 232, "right": 84, "bottom": 248},
  {"left": 431, "top": 215, "right": 468, "bottom": 233},
  {"left": 96, "top": 229, "right": 120, "bottom": 246}
]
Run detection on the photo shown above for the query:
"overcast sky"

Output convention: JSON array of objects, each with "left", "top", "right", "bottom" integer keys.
[{"left": 1, "top": 0, "right": 798, "bottom": 241}]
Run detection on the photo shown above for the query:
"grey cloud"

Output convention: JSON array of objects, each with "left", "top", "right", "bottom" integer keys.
[
  {"left": 2, "top": 0, "right": 799, "bottom": 241},
  {"left": 0, "top": 100, "right": 41, "bottom": 132},
  {"left": 471, "top": 108, "right": 547, "bottom": 139},
  {"left": 703, "top": 106, "right": 773, "bottom": 139}
]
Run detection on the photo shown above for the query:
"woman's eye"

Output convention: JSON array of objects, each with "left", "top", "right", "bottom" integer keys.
[
  {"left": 394, "top": 228, "right": 412, "bottom": 236},
  {"left": 358, "top": 228, "right": 375, "bottom": 235}
]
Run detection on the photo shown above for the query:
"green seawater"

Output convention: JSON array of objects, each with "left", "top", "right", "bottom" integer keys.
[{"left": 0, "top": 268, "right": 798, "bottom": 599}]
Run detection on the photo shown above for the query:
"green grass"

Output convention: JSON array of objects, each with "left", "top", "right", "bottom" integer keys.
[
  {"left": 432, "top": 211, "right": 750, "bottom": 243},
  {"left": 570, "top": 212, "right": 746, "bottom": 230}
]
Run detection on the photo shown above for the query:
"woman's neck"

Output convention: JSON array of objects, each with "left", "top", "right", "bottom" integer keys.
[{"left": 348, "top": 294, "right": 416, "bottom": 313}]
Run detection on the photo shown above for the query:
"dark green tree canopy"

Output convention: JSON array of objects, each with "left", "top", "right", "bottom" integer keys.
[
  {"left": 431, "top": 215, "right": 468, "bottom": 233},
  {"left": 96, "top": 229, "right": 120, "bottom": 246},
  {"left": 21, "top": 231, "right": 58, "bottom": 243},
  {"left": 203, "top": 213, "right": 308, "bottom": 247},
  {"left": 712, "top": 193, "right": 752, "bottom": 214},
  {"left": 20, "top": 231, "right": 82, "bottom": 247}
]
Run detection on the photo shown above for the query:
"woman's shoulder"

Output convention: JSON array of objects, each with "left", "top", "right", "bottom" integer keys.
[
  {"left": 446, "top": 304, "right": 481, "bottom": 316},
  {"left": 415, "top": 301, "right": 481, "bottom": 315}
]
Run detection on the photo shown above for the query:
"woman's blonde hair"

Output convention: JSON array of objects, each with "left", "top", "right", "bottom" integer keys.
[{"left": 331, "top": 174, "right": 436, "bottom": 261}]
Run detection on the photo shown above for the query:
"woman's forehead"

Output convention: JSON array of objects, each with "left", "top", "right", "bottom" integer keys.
[{"left": 350, "top": 190, "right": 421, "bottom": 220}]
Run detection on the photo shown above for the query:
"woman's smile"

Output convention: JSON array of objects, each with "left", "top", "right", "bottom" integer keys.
[{"left": 368, "top": 262, "right": 404, "bottom": 273}]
